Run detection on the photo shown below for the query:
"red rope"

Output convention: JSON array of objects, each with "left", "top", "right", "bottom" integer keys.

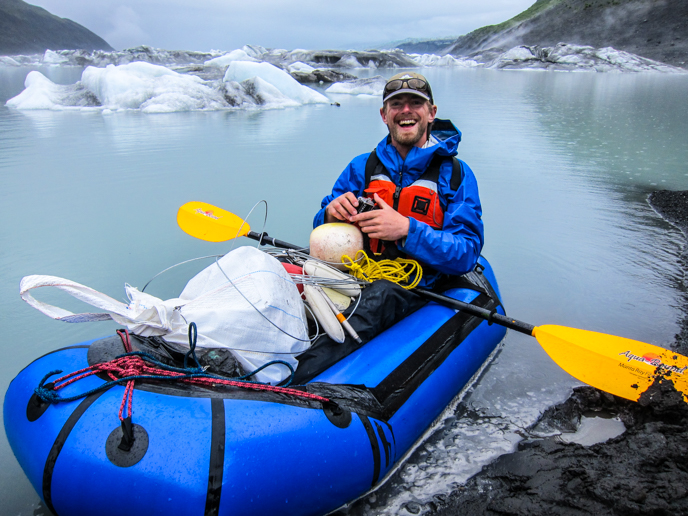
[{"left": 47, "top": 330, "right": 330, "bottom": 419}]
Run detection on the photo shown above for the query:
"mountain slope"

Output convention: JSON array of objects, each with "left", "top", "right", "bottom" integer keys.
[
  {"left": 0, "top": 0, "right": 113, "bottom": 55},
  {"left": 447, "top": 0, "right": 688, "bottom": 68}
]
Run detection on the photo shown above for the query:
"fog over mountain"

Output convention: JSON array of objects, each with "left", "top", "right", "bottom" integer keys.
[{"left": 0, "top": 0, "right": 113, "bottom": 55}]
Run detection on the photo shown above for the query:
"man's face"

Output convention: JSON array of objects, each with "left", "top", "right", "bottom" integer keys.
[{"left": 380, "top": 93, "right": 437, "bottom": 148}]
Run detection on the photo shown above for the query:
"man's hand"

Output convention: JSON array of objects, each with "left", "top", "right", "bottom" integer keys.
[
  {"left": 325, "top": 192, "right": 359, "bottom": 223},
  {"left": 351, "top": 193, "right": 409, "bottom": 241}
]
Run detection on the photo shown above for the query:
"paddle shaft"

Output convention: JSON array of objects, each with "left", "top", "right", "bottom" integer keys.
[
  {"left": 241, "top": 231, "right": 535, "bottom": 336},
  {"left": 247, "top": 231, "right": 303, "bottom": 251},
  {"left": 413, "top": 289, "right": 535, "bottom": 336}
]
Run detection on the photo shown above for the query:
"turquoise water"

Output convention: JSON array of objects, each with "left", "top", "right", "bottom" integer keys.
[{"left": 1, "top": 67, "right": 688, "bottom": 514}]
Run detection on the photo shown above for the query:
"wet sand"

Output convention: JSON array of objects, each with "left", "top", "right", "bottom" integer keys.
[{"left": 430, "top": 190, "right": 688, "bottom": 516}]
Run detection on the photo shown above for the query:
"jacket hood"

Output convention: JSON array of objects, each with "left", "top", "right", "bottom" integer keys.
[{"left": 375, "top": 119, "right": 461, "bottom": 183}]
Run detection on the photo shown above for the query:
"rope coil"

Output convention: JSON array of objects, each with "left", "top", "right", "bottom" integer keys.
[{"left": 341, "top": 250, "right": 423, "bottom": 290}]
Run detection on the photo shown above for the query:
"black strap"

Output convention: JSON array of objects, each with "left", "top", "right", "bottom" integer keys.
[
  {"left": 450, "top": 157, "right": 464, "bottom": 192},
  {"left": 364, "top": 150, "right": 463, "bottom": 194}
]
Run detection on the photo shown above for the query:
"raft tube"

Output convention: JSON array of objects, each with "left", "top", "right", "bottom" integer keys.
[{"left": 4, "top": 257, "right": 506, "bottom": 516}]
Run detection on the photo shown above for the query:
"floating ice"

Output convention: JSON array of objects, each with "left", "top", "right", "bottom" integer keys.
[
  {"left": 0, "top": 56, "right": 21, "bottom": 66},
  {"left": 43, "top": 49, "right": 70, "bottom": 65},
  {"left": 410, "top": 54, "right": 479, "bottom": 67},
  {"left": 205, "top": 49, "right": 257, "bottom": 68},
  {"left": 337, "top": 55, "right": 363, "bottom": 68},
  {"left": 2, "top": 44, "right": 683, "bottom": 74},
  {"left": 326, "top": 76, "right": 386, "bottom": 96},
  {"left": 287, "top": 61, "right": 315, "bottom": 74},
  {"left": 485, "top": 43, "right": 686, "bottom": 72},
  {"left": 223, "top": 61, "right": 328, "bottom": 104},
  {"left": 6, "top": 58, "right": 333, "bottom": 112},
  {"left": 5, "top": 71, "right": 100, "bottom": 109},
  {"left": 239, "top": 76, "right": 300, "bottom": 108},
  {"left": 81, "top": 62, "right": 227, "bottom": 112}
]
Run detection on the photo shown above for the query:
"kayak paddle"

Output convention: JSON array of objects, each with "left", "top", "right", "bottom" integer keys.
[
  {"left": 177, "top": 201, "right": 302, "bottom": 249},
  {"left": 176, "top": 202, "right": 688, "bottom": 403}
]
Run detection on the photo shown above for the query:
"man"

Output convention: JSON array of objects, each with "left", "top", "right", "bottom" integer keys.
[
  {"left": 313, "top": 72, "right": 484, "bottom": 287},
  {"left": 293, "top": 73, "right": 483, "bottom": 383}
]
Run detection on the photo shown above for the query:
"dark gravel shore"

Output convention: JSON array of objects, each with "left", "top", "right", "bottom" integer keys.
[{"left": 429, "top": 190, "right": 688, "bottom": 516}]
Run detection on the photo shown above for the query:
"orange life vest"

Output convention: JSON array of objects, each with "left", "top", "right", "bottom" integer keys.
[{"left": 363, "top": 150, "right": 463, "bottom": 256}]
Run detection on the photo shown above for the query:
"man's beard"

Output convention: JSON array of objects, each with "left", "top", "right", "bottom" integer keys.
[{"left": 389, "top": 121, "right": 426, "bottom": 147}]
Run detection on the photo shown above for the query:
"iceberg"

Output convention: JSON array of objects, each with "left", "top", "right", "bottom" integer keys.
[
  {"left": 6, "top": 60, "right": 332, "bottom": 112},
  {"left": 42, "top": 49, "right": 70, "bottom": 65},
  {"left": 239, "top": 76, "right": 300, "bottom": 108},
  {"left": 410, "top": 53, "right": 479, "bottom": 67},
  {"left": 287, "top": 61, "right": 315, "bottom": 74},
  {"left": 483, "top": 43, "right": 686, "bottom": 72},
  {"left": 5, "top": 71, "right": 100, "bottom": 109},
  {"left": 223, "top": 61, "right": 328, "bottom": 104},
  {"left": 326, "top": 76, "right": 386, "bottom": 96},
  {"left": 81, "top": 62, "right": 227, "bottom": 112},
  {"left": 205, "top": 49, "right": 258, "bottom": 68}
]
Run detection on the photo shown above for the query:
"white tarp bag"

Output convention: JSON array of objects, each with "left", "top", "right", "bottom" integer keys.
[{"left": 19, "top": 246, "right": 310, "bottom": 383}]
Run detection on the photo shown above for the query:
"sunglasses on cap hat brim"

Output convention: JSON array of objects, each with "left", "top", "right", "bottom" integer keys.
[{"left": 383, "top": 78, "right": 432, "bottom": 103}]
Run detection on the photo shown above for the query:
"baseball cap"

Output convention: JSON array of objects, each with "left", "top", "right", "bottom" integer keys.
[{"left": 382, "top": 72, "right": 433, "bottom": 104}]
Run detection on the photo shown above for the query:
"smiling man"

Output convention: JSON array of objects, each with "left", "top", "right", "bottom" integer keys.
[
  {"left": 314, "top": 72, "right": 484, "bottom": 287},
  {"left": 298, "top": 73, "right": 484, "bottom": 382}
]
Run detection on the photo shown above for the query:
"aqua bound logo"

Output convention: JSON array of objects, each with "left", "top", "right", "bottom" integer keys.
[
  {"left": 195, "top": 208, "right": 220, "bottom": 220},
  {"left": 619, "top": 350, "right": 687, "bottom": 374}
]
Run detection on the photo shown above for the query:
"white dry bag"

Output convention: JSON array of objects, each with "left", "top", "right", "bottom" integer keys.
[{"left": 19, "top": 246, "right": 309, "bottom": 383}]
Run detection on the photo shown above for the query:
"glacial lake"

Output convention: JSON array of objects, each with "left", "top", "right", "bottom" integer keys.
[{"left": 1, "top": 65, "right": 688, "bottom": 515}]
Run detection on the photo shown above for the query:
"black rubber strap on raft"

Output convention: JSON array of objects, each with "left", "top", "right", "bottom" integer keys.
[
  {"left": 204, "top": 398, "right": 226, "bottom": 516},
  {"left": 359, "top": 415, "right": 381, "bottom": 487},
  {"left": 372, "top": 293, "right": 496, "bottom": 417},
  {"left": 118, "top": 416, "right": 135, "bottom": 452},
  {"left": 375, "top": 421, "right": 392, "bottom": 468},
  {"left": 42, "top": 388, "right": 111, "bottom": 516}
]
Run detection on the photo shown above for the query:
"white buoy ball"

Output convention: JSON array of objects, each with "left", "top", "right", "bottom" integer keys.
[{"left": 309, "top": 223, "right": 364, "bottom": 270}]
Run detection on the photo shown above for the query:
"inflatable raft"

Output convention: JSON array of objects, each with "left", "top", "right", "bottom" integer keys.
[{"left": 4, "top": 256, "right": 506, "bottom": 516}]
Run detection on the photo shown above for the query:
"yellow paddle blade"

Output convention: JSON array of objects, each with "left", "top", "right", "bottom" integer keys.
[
  {"left": 177, "top": 202, "right": 250, "bottom": 242},
  {"left": 533, "top": 325, "right": 688, "bottom": 402}
]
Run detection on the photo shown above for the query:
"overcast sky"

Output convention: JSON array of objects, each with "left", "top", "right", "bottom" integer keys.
[{"left": 26, "top": 0, "right": 535, "bottom": 52}]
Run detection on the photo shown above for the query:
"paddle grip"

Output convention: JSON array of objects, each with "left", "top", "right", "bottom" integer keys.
[{"left": 415, "top": 289, "right": 535, "bottom": 336}]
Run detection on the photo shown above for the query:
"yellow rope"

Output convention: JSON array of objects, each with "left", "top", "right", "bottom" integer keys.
[{"left": 341, "top": 250, "right": 423, "bottom": 290}]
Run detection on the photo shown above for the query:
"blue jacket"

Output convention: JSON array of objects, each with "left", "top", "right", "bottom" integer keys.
[{"left": 314, "top": 121, "right": 484, "bottom": 287}]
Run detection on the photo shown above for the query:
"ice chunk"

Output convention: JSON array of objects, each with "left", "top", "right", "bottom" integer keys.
[
  {"left": 5, "top": 71, "right": 100, "bottom": 109},
  {"left": 6, "top": 71, "right": 64, "bottom": 109},
  {"left": 205, "top": 49, "right": 257, "bottom": 68},
  {"left": 326, "top": 76, "right": 386, "bottom": 96},
  {"left": 81, "top": 61, "right": 226, "bottom": 111},
  {"left": 502, "top": 46, "right": 537, "bottom": 62},
  {"left": 223, "top": 61, "right": 328, "bottom": 104},
  {"left": 288, "top": 61, "right": 315, "bottom": 74},
  {"left": 43, "top": 50, "right": 69, "bottom": 64},
  {"left": 0, "top": 56, "right": 21, "bottom": 66},
  {"left": 337, "top": 55, "right": 362, "bottom": 68},
  {"left": 241, "top": 45, "right": 267, "bottom": 59},
  {"left": 239, "top": 76, "right": 300, "bottom": 108},
  {"left": 410, "top": 54, "right": 479, "bottom": 67}
]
